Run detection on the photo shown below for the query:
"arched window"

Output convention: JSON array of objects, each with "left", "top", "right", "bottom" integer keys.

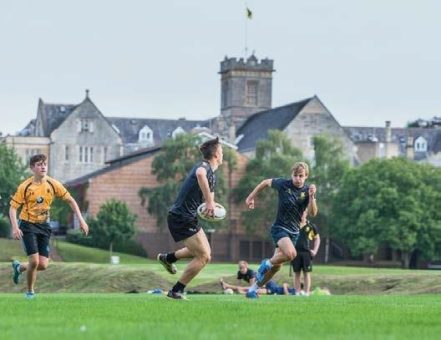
[
  {"left": 138, "top": 125, "right": 154, "bottom": 145},
  {"left": 414, "top": 136, "right": 427, "bottom": 152}
]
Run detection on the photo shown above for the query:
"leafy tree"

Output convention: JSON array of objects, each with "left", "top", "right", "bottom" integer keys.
[
  {"left": 310, "top": 135, "right": 350, "bottom": 235},
  {"left": 332, "top": 157, "right": 441, "bottom": 268},
  {"left": 88, "top": 199, "right": 136, "bottom": 256},
  {"left": 139, "top": 133, "right": 228, "bottom": 229},
  {"left": 0, "top": 144, "right": 28, "bottom": 217},
  {"left": 234, "top": 130, "right": 303, "bottom": 233}
]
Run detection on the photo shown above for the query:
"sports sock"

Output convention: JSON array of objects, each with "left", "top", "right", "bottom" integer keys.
[
  {"left": 248, "top": 283, "right": 258, "bottom": 293},
  {"left": 172, "top": 281, "right": 186, "bottom": 293},
  {"left": 166, "top": 252, "right": 178, "bottom": 263}
]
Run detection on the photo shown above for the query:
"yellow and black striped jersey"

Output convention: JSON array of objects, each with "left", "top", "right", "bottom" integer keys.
[{"left": 10, "top": 176, "right": 72, "bottom": 223}]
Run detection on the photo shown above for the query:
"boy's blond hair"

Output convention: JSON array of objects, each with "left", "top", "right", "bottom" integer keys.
[{"left": 291, "top": 162, "right": 309, "bottom": 176}]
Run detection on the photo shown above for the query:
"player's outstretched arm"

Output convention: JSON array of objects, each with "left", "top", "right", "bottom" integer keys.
[
  {"left": 66, "top": 196, "right": 89, "bottom": 236},
  {"left": 245, "top": 179, "right": 272, "bottom": 209}
]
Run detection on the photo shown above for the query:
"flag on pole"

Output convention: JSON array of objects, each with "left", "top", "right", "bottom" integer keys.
[{"left": 246, "top": 7, "right": 253, "bottom": 19}]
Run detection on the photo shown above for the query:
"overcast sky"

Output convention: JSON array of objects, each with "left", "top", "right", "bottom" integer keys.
[{"left": 1, "top": 0, "right": 440, "bottom": 135}]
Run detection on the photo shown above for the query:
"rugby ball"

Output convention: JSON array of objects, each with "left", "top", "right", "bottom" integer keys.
[
  {"left": 197, "top": 202, "right": 227, "bottom": 222},
  {"left": 224, "top": 288, "right": 234, "bottom": 295}
]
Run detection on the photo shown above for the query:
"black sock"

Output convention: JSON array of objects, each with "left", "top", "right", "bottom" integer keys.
[
  {"left": 172, "top": 281, "right": 186, "bottom": 293},
  {"left": 166, "top": 252, "right": 177, "bottom": 263}
]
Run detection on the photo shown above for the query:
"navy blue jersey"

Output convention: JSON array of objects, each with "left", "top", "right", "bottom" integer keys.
[
  {"left": 169, "top": 161, "right": 216, "bottom": 219},
  {"left": 271, "top": 178, "right": 310, "bottom": 234},
  {"left": 237, "top": 269, "right": 256, "bottom": 283},
  {"left": 265, "top": 280, "right": 296, "bottom": 295}
]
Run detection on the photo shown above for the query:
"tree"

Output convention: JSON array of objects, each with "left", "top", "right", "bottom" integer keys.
[
  {"left": 89, "top": 199, "right": 136, "bottom": 256},
  {"left": 332, "top": 157, "right": 441, "bottom": 268},
  {"left": 0, "top": 144, "right": 28, "bottom": 217},
  {"left": 139, "top": 133, "right": 229, "bottom": 229},
  {"left": 310, "top": 135, "right": 350, "bottom": 262},
  {"left": 234, "top": 130, "right": 303, "bottom": 234}
]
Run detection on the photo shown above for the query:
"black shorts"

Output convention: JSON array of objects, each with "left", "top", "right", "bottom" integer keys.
[
  {"left": 291, "top": 251, "right": 312, "bottom": 273},
  {"left": 167, "top": 212, "right": 201, "bottom": 242},
  {"left": 19, "top": 220, "right": 51, "bottom": 257}
]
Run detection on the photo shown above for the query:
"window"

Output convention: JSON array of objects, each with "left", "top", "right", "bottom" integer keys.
[
  {"left": 138, "top": 125, "right": 154, "bottom": 145},
  {"left": 414, "top": 136, "right": 427, "bottom": 152},
  {"left": 65, "top": 145, "right": 69, "bottom": 161},
  {"left": 79, "top": 119, "right": 94, "bottom": 132},
  {"left": 246, "top": 80, "right": 258, "bottom": 105},
  {"left": 79, "top": 146, "right": 94, "bottom": 163}
]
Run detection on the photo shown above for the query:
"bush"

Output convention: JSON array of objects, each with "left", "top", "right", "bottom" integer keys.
[{"left": 0, "top": 217, "right": 10, "bottom": 238}]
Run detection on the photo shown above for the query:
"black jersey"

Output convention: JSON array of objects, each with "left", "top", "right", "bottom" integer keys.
[
  {"left": 236, "top": 269, "right": 256, "bottom": 283},
  {"left": 271, "top": 178, "right": 310, "bottom": 234},
  {"left": 169, "top": 161, "right": 216, "bottom": 219},
  {"left": 295, "top": 221, "right": 320, "bottom": 252}
]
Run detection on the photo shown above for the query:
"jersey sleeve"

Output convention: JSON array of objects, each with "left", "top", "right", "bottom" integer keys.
[
  {"left": 9, "top": 183, "right": 26, "bottom": 209},
  {"left": 236, "top": 271, "right": 241, "bottom": 280},
  {"left": 271, "top": 178, "right": 283, "bottom": 189},
  {"left": 50, "top": 179, "right": 72, "bottom": 201}
]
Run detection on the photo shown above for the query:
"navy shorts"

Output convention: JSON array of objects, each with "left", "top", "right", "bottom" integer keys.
[
  {"left": 291, "top": 251, "right": 313, "bottom": 273},
  {"left": 167, "top": 212, "right": 201, "bottom": 242},
  {"left": 19, "top": 220, "right": 51, "bottom": 257},
  {"left": 270, "top": 225, "right": 299, "bottom": 247}
]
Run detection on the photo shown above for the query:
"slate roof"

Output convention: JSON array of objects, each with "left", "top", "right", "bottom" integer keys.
[
  {"left": 344, "top": 126, "right": 441, "bottom": 154},
  {"left": 17, "top": 119, "right": 36, "bottom": 136},
  {"left": 236, "top": 97, "right": 313, "bottom": 152},
  {"left": 107, "top": 117, "right": 211, "bottom": 145},
  {"left": 37, "top": 99, "right": 77, "bottom": 137}
]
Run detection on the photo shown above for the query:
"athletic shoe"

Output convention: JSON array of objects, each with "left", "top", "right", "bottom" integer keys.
[
  {"left": 245, "top": 290, "right": 258, "bottom": 299},
  {"left": 166, "top": 290, "right": 187, "bottom": 300},
  {"left": 157, "top": 253, "right": 177, "bottom": 274},
  {"left": 24, "top": 291, "right": 35, "bottom": 299},
  {"left": 12, "top": 260, "right": 21, "bottom": 284},
  {"left": 256, "top": 259, "right": 271, "bottom": 285}
]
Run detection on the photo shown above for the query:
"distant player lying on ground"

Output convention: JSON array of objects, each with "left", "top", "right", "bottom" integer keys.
[{"left": 221, "top": 279, "right": 296, "bottom": 295}]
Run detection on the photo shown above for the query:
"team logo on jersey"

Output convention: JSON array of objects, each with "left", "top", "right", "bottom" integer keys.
[
  {"left": 300, "top": 192, "right": 306, "bottom": 200},
  {"left": 36, "top": 196, "right": 44, "bottom": 204}
]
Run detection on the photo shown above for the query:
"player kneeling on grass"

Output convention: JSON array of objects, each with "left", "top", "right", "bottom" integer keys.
[
  {"left": 244, "top": 162, "right": 318, "bottom": 299},
  {"left": 9, "top": 154, "right": 89, "bottom": 299},
  {"left": 157, "top": 137, "right": 223, "bottom": 300}
]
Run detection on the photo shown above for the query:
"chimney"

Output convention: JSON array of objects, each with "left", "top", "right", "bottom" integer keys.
[
  {"left": 406, "top": 136, "right": 414, "bottom": 160},
  {"left": 385, "top": 121, "right": 391, "bottom": 143}
]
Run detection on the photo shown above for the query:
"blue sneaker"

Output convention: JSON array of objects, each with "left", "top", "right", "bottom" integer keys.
[
  {"left": 25, "top": 291, "right": 35, "bottom": 299},
  {"left": 12, "top": 260, "right": 21, "bottom": 284},
  {"left": 246, "top": 290, "right": 258, "bottom": 299},
  {"left": 256, "top": 259, "right": 271, "bottom": 285}
]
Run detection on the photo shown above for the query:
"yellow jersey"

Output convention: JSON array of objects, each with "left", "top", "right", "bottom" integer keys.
[{"left": 10, "top": 176, "right": 72, "bottom": 223}]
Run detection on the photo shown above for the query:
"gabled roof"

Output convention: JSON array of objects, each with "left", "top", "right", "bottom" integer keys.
[
  {"left": 107, "top": 117, "right": 211, "bottom": 144},
  {"left": 37, "top": 99, "right": 77, "bottom": 137},
  {"left": 236, "top": 97, "right": 314, "bottom": 152}
]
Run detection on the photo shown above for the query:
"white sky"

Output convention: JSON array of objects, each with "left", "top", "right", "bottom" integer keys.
[{"left": 1, "top": 0, "right": 440, "bottom": 135}]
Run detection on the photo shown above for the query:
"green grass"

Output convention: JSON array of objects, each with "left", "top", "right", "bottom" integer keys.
[
  {"left": 53, "top": 240, "right": 150, "bottom": 264},
  {"left": 1, "top": 294, "right": 441, "bottom": 339}
]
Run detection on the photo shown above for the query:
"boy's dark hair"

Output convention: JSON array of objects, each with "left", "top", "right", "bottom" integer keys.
[
  {"left": 30, "top": 154, "right": 47, "bottom": 167},
  {"left": 199, "top": 137, "right": 220, "bottom": 160}
]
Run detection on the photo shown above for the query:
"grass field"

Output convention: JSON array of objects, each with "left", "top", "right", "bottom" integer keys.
[
  {"left": 1, "top": 293, "right": 441, "bottom": 340},
  {"left": 2, "top": 238, "right": 441, "bottom": 339}
]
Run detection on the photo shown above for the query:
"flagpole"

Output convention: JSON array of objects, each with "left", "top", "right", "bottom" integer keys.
[{"left": 244, "top": 2, "right": 248, "bottom": 58}]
